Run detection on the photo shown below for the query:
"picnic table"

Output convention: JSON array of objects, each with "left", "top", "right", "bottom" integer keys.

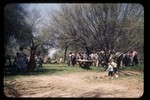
[{"left": 76, "top": 59, "right": 93, "bottom": 69}]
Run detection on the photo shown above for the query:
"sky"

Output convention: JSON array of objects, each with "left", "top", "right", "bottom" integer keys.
[
  {"left": 27, "top": 3, "right": 61, "bottom": 15},
  {"left": 48, "top": 48, "right": 59, "bottom": 58},
  {"left": 27, "top": 3, "right": 61, "bottom": 9},
  {"left": 26, "top": 3, "right": 61, "bottom": 57},
  {"left": 25, "top": 3, "right": 62, "bottom": 28}
]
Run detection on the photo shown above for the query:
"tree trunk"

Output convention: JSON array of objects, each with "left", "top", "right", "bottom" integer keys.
[
  {"left": 63, "top": 45, "right": 69, "bottom": 63},
  {"left": 29, "top": 46, "right": 36, "bottom": 71},
  {"left": 85, "top": 46, "right": 92, "bottom": 59}
]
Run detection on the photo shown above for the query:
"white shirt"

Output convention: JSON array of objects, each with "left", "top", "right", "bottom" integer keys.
[{"left": 108, "top": 64, "right": 113, "bottom": 71}]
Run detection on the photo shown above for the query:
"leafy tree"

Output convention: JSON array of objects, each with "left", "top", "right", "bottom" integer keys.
[
  {"left": 4, "top": 4, "right": 30, "bottom": 55},
  {"left": 46, "top": 3, "right": 144, "bottom": 63}
]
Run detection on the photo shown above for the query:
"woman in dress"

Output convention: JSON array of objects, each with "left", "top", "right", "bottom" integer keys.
[{"left": 16, "top": 47, "right": 26, "bottom": 73}]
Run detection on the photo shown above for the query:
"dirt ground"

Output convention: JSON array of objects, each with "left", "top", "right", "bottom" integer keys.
[{"left": 4, "top": 70, "right": 143, "bottom": 98}]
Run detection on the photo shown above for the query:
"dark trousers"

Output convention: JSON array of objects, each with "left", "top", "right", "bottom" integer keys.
[
  {"left": 108, "top": 71, "right": 113, "bottom": 76},
  {"left": 133, "top": 56, "right": 138, "bottom": 66},
  {"left": 113, "top": 67, "right": 117, "bottom": 74}
]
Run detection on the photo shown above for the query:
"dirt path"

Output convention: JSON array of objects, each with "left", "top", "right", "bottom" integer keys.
[{"left": 4, "top": 71, "right": 143, "bottom": 98}]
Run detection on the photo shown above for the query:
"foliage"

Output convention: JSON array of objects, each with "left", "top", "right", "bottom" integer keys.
[
  {"left": 46, "top": 4, "right": 144, "bottom": 61},
  {"left": 4, "top": 3, "right": 144, "bottom": 62},
  {"left": 4, "top": 4, "right": 30, "bottom": 54}
]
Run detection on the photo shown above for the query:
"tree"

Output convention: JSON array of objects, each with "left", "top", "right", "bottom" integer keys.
[
  {"left": 4, "top": 4, "right": 30, "bottom": 55},
  {"left": 24, "top": 5, "right": 61, "bottom": 69},
  {"left": 46, "top": 3, "right": 144, "bottom": 64},
  {"left": 4, "top": 4, "right": 54, "bottom": 70}
]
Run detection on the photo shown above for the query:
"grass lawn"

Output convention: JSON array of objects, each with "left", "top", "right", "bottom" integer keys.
[
  {"left": 4, "top": 64, "right": 106, "bottom": 80},
  {"left": 119, "top": 62, "right": 144, "bottom": 72},
  {"left": 4, "top": 63, "right": 144, "bottom": 80}
]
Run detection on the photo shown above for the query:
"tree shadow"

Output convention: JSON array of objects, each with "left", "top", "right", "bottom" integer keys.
[
  {"left": 4, "top": 83, "right": 21, "bottom": 97},
  {"left": 4, "top": 66, "right": 64, "bottom": 76},
  {"left": 80, "top": 88, "right": 127, "bottom": 98},
  {"left": 81, "top": 66, "right": 92, "bottom": 70}
]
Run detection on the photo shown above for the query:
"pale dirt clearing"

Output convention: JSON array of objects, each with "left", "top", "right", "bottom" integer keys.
[{"left": 4, "top": 71, "right": 143, "bottom": 98}]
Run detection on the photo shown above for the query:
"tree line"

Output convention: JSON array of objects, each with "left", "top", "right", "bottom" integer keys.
[
  {"left": 4, "top": 3, "right": 144, "bottom": 67},
  {"left": 46, "top": 4, "right": 144, "bottom": 62}
]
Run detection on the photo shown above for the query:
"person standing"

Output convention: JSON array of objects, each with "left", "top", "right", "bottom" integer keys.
[
  {"left": 71, "top": 52, "right": 76, "bottom": 66},
  {"left": 132, "top": 50, "right": 139, "bottom": 66},
  {"left": 76, "top": 52, "right": 83, "bottom": 67},
  {"left": 128, "top": 51, "right": 134, "bottom": 66},
  {"left": 111, "top": 59, "right": 118, "bottom": 78},
  {"left": 68, "top": 51, "right": 72, "bottom": 66},
  {"left": 59, "top": 57, "right": 63, "bottom": 65},
  {"left": 107, "top": 61, "right": 114, "bottom": 78},
  {"left": 16, "top": 47, "right": 26, "bottom": 73}
]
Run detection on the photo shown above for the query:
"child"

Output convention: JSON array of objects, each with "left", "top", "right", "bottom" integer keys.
[
  {"left": 111, "top": 60, "right": 118, "bottom": 78},
  {"left": 107, "top": 62, "right": 114, "bottom": 77}
]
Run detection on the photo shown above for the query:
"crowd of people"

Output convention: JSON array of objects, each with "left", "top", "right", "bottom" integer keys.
[
  {"left": 66, "top": 50, "right": 139, "bottom": 78},
  {"left": 4, "top": 47, "right": 44, "bottom": 74},
  {"left": 67, "top": 51, "right": 93, "bottom": 67},
  {"left": 66, "top": 50, "right": 139, "bottom": 68},
  {"left": 4, "top": 47, "right": 139, "bottom": 76},
  {"left": 115, "top": 50, "right": 139, "bottom": 68}
]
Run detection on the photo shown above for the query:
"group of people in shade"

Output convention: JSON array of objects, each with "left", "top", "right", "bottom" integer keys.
[
  {"left": 67, "top": 50, "right": 138, "bottom": 67},
  {"left": 107, "top": 50, "right": 138, "bottom": 78},
  {"left": 67, "top": 50, "right": 139, "bottom": 77},
  {"left": 5, "top": 47, "right": 139, "bottom": 76},
  {"left": 5, "top": 47, "right": 44, "bottom": 74}
]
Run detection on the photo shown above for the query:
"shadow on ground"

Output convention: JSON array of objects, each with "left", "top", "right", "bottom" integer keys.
[{"left": 4, "top": 66, "right": 63, "bottom": 76}]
